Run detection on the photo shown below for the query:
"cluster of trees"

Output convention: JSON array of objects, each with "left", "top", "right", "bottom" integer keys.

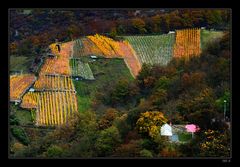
[
  {"left": 10, "top": 9, "right": 230, "bottom": 54},
  {"left": 9, "top": 9, "right": 230, "bottom": 73},
  {"left": 10, "top": 30, "right": 230, "bottom": 158}
]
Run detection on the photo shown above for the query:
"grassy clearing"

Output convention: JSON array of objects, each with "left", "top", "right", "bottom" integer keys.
[
  {"left": 10, "top": 56, "right": 34, "bottom": 73},
  {"left": 201, "top": 29, "right": 224, "bottom": 51},
  {"left": 178, "top": 132, "right": 192, "bottom": 142},
  {"left": 10, "top": 104, "right": 33, "bottom": 126},
  {"left": 73, "top": 57, "right": 134, "bottom": 113}
]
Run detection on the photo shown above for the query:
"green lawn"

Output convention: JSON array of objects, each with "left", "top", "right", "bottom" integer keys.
[
  {"left": 73, "top": 57, "right": 134, "bottom": 113},
  {"left": 178, "top": 132, "right": 192, "bottom": 142},
  {"left": 10, "top": 55, "right": 35, "bottom": 73},
  {"left": 10, "top": 104, "right": 33, "bottom": 126},
  {"left": 201, "top": 29, "right": 224, "bottom": 51}
]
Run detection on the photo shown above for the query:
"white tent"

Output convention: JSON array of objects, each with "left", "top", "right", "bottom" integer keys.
[{"left": 161, "top": 123, "right": 173, "bottom": 136}]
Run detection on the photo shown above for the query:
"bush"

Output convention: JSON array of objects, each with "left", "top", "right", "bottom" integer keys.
[
  {"left": 140, "top": 149, "right": 153, "bottom": 157},
  {"left": 45, "top": 145, "right": 63, "bottom": 158},
  {"left": 10, "top": 115, "right": 20, "bottom": 125},
  {"left": 11, "top": 127, "right": 30, "bottom": 145}
]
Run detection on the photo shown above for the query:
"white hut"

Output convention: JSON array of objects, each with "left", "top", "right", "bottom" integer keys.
[{"left": 160, "top": 123, "right": 173, "bottom": 136}]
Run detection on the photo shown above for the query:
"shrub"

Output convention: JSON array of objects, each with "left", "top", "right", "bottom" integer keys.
[{"left": 11, "top": 127, "right": 30, "bottom": 145}]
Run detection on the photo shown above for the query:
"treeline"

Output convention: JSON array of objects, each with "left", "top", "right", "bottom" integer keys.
[
  {"left": 10, "top": 30, "right": 230, "bottom": 158},
  {"left": 9, "top": 9, "right": 230, "bottom": 56}
]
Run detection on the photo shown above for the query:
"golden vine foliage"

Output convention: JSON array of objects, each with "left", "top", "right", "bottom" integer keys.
[
  {"left": 12, "top": 41, "right": 78, "bottom": 127},
  {"left": 36, "top": 91, "right": 78, "bottom": 126},
  {"left": 136, "top": 111, "right": 168, "bottom": 138},
  {"left": 173, "top": 28, "right": 201, "bottom": 59},
  {"left": 20, "top": 92, "right": 39, "bottom": 109},
  {"left": 10, "top": 74, "right": 36, "bottom": 101},
  {"left": 39, "top": 42, "right": 72, "bottom": 76},
  {"left": 33, "top": 75, "right": 74, "bottom": 91},
  {"left": 87, "top": 34, "right": 141, "bottom": 77}
]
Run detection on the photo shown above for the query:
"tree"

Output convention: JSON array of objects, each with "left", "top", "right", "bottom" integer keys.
[
  {"left": 204, "top": 10, "right": 223, "bottom": 29},
  {"left": 45, "top": 145, "right": 63, "bottom": 157},
  {"left": 151, "top": 15, "right": 161, "bottom": 33},
  {"left": 159, "top": 145, "right": 180, "bottom": 157},
  {"left": 95, "top": 126, "right": 121, "bottom": 156},
  {"left": 199, "top": 129, "right": 230, "bottom": 157},
  {"left": 140, "top": 149, "right": 153, "bottom": 157},
  {"left": 11, "top": 127, "right": 30, "bottom": 145},
  {"left": 149, "top": 88, "right": 168, "bottom": 107},
  {"left": 109, "top": 27, "right": 117, "bottom": 39},
  {"left": 136, "top": 111, "right": 167, "bottom": 139},
  {"left": 98, "top": 108, "right": 118, "bottom": 130},
  {"left": 114, "top": 139, "right": 143, "bottom": 157},
  {"left": 131, "top": 18, "right": 147, "bottom": 34}
]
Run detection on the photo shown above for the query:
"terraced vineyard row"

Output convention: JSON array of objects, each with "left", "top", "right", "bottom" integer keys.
[
  {"left": 19, "top": 41, "right": 78, "bottom": 126},
  {"left": 73, "top": 38, "right": 104, "bottom": 57},
  {"left": 173, "top": 28, "right": 201, "bottom": 59},
  {"left": 33, "top": 75, "right": 75, "bottom": 91},
  {"left": 10, "top": 74, "right": 36, "bottom": 101},
  {"left": 29, "top": 91, "right": 78, "bottom": 126},
  {"left": 70, "top": 58, "right": 95, "bottom": 80},
  {"left": 39, "top": 42, "right": 72, "bottom": 76},
  {"left": 20, "top": 92, "right": 39, "bottom": 109},
  {"left": 124, "top": 34, "right": 175, "bottom": 66}
]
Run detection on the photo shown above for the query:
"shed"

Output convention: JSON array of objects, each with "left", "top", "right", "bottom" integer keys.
[
  {"left": 90, "top": 55, "right": 98, "bottom": 59},
  {"left": 168, "top": 31, "right": 175, "bottom": 34},
  {"left": 29, "top": 88, "right": 35, "bottom": 92},
  {"left": 161, "top": 123, "right": 173, "bottom": 136}
]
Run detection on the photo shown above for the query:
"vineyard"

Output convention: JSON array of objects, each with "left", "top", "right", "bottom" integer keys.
[
  {"left": 10, "top": 74, "right": 36, "bottom": 101},
  {"left": 11, "top": 29, "right": 223, "bottom": 127},
  {"left": 73, "top": 38, "right": 103, "bottom": 57},
  {"left": 73, "top": 35, "right": 141, "bottom": 77},
  {"left": 39, "top": 42, "right": 72, "bottom": 76},
  {"left": 173, "top": 28, "right": 201, "bottom": 59},
  {"left": 124, "top": 34, "right": 175, "bottom": 66},
  {"left": 36, "top": 91, "right": 78, "bottom": 126},
  {"left": 18, "top": 41, "right": 78, "bottom": 126},
  {"left": 70, "top": 58, "right": 95, "bottom": 80},
  {"left": 33, "top": 75, "right": 75, "bottom": 91},
  {"left": 20, "top": 92, "right": 38, "bottom": 109}
]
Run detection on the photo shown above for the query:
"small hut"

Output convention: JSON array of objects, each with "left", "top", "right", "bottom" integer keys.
[{"left": 161, "top": 123, "right": 173, "bottom": 136}]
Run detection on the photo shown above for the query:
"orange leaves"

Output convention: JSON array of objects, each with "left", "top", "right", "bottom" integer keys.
[
  {"left": 86, "top": 34, "right": 141, "bottom": 77},
  {"left": 10, "top": 74, "right": 36, "bottom": 101},
  {"left": 40, "top": 42, "right": 73, "bottom": 76},
  {"left": 33, "top": 75, "right": 74, "bottom": 91},
  {"left": 173, "top": 28, "right": 201, "bottom": 59},
  {"left": 87, "top": 34, "right": 117, "bottom": 57},
  {"left": 20, "top": 92, "right": 39, "bottom": 109}
]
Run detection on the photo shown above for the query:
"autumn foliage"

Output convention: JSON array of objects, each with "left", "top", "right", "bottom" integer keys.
[
  {"left": 33, "top": 75, "right": 75, "bottom": 91},
  {"left": 136, "top": 111, "right": 167, "bottom": 138},
  {"left": 173, "top": 28, "right": 201, "bottom": 59},
  {"left": 86, "top": 34, "right": 141, "bottom": 77},
  {"left": 40, "top": 42, "right": 73, "bottom": 76},
  {"left": 10, "top": 74, "right": 36, "bottom": 101}
]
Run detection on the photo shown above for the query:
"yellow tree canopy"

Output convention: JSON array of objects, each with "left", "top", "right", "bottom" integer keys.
[{"left": 136, "top": 111, "right": 167, "bottom": 138}]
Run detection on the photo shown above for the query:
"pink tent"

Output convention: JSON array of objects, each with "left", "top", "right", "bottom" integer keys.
[{"left": 185, "top": 124, "right": 200, "bottom": 138}]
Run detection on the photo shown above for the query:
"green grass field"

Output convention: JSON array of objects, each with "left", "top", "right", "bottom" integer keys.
[
  {"left": 10, "top": 104, "right": 33, "bottom": 126},
  {"left": 73, "top": 57, "right": 134, "bottom": 112},
  {"left": 178, "top": 132, "right": 192, "bottom": 142},
  {"left": 201, "top": 29, "right": 224, "bottom": 51},
  {"left": 10, "top": 56, "right": 34, "bottom": 73}
]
